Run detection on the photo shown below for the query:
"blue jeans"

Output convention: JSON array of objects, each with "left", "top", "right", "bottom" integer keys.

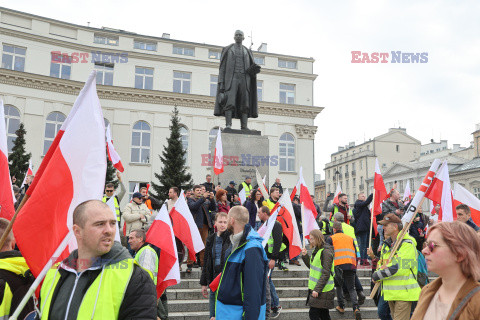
[
  {"left": 269, "top": 275, "right": 279, "bottom": 308},
  {"left": 378, "top": 225, "right": 385, "bottom": 249},
  {"left": 255, "top": 221, "right": 263, "bottom": 231},
  {"left": 356, "top": 231, "right": 369, "bottom": 261},
  {"left": 209, "top": 290, "right": 216, "bottom": 318},
  {"left": 377, "top": 293, "right": 392, "bottom": 320}
]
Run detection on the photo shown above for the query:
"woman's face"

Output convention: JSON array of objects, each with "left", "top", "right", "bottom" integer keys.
[
  {"left": 255, "top": 191, "right": 262, "bottom": 200},
  {"left": 221, "top": 193, "right": 227, "bottom": 202},
  {"left": 422, "top": 229, "right": 457, "bottom": 276},
  {"left": 309, "top": 237, "right": 317, "bottom": 249}
]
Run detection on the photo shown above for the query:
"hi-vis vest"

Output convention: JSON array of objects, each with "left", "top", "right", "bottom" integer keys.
[
  {"left": 329, "top": 205, "right": 352, "bottom": 227},
  {"left": 0, "top": 257, "right": 30, "bottom": 319},
  {"left": 40, "top": 259, "right": 136, "bottom": 319},
  {"left": 241, "top": 182, "right": 252, "bottom": 197},
  {"left": 103, "top": 196, "right": 121, "bottom": 222},
  {"left": 308, "top": 248, "right": 335, "bottom": 292},
  {"left": 378, "top": 234, "right": 421, "bottom": 302},
  {"left": 267, "top": 222, "right": 286, "bottom": 254},
  {"left": 264, "top": 199, "right": 276, "bottom": 211},
  {"left": 134, "top": 245, "right": 159, "bottom": 285},
  {"left": 341, "top": 223, "right": 360, "bottom": 258},
  {"left": 331, "top": 233, "right": 357, "bottom": 267}
]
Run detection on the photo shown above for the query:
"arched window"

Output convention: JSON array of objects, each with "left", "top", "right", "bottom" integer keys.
[
  {"left": 44, "top": 112, "right": 66, "bottom": 155},
  {"left": 4, "top": 105, "right": 20, "bottom": 153},
  {"left": 131, "top": 121, "right": 151, "bottom": 163},
  {"left": 209, "top": 127, "right": 219, "bottom": 152},
  {"left": 279, "top": 133, "right": 295, "bottom": 172},
  {"left": 180, "top": 126, "right": 189, "bottom": 161}
]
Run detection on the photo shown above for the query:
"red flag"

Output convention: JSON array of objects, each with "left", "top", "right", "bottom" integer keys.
[
  {"left": 298, "top": 167, "right": 319, "bottom": 238},
  {"left": 0, "top": 101, "right": 16, "bottom": 220},
  {"left": 425, "top": 161, "right": 454, "bottom": 222},
  {"left": 13, "top": 72, "right": 107, "bottom": 276},
  {"left": 169, "top": 191, "right": 205, "bottom": 261},
  {"left": 209, "top": 273, "right": 221, "bottom": 292},
  {"left": 373, "top": 159, "right": 389, "bottom": 216},
  {"left": 146, "top": 204, "right": 180, "bottom": 296},
  {"left": 276, "top": 190, "right": 302, "bottom": 259},
  {"left": 453, "top": 182, "right": 480, "bottom": 226},
  {"left": 106, "top": 124, "right": 124, "bottom": 172}
]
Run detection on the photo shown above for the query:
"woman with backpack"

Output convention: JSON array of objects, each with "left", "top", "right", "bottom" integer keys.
[
  {"left": 411, "top": 221, "right": 480, "bottom": 320},
  {"left": 301, "top": 229, "right": 335, "bottom": 320}
]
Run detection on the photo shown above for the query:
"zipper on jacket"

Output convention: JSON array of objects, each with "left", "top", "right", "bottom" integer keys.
[{"left": 64, "top": 271, "right": 84, "bottom": 320}]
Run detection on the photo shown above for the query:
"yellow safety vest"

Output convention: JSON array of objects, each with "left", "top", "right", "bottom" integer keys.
[
  {"left": 378, "top": 233, "right": 421, "bottom": 302},
  {"left": 341, "top": 222, "right": 360, "bottom": 259},
  {"left": 134, "top": 245, "right": 159, "bottom": 285},
  {"left": 329, "top": 205, "right": 352, "bottom": 227},
  {"left": 266, "top": 222, "right": 286, "bottom": 254},
  {"left": 40, "top": 259, "right": 135, "bottom": 319},
  {"left": 264, "top": 199, "right": 276, "bottom": 211},
  {"left": 0, "top": 281, "right": 12, "bottom": 319},
  {"left": 0, "top": 256, "right": 30, "bottom": 319},
  {"left": 103, "top": 196, "right": 121, "bottom": 222},
  {"left": 241, "top": 182, "right": 252, "bottom": 197},
  {"left": 308, "top": 248, "right": 335, "bottom": 292}
]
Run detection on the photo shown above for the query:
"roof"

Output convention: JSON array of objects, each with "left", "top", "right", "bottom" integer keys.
[
  {"left": 451, "top": 157, "right": 480, "bottom": 173},
  {"left": 382, "top": 155, "right": 468, "bottom": 177}
]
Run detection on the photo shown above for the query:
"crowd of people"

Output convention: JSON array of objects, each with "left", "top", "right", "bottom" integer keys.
[{"left": 1, "top": 172, "right": 480, "bottom": 320}]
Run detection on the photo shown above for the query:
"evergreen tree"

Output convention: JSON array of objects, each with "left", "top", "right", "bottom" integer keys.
[
  {"left": 8, "top": 123, "right": 31, "bottom": 187},
  {"left": 105, "top": 149, "right": 119, "bottom": 188},
  {"left": 151, "top": 106, "right": 193, "bottom": 200}
]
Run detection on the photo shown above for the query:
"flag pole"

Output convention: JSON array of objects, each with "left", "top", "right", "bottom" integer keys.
[
  {"left": 301, "top": 203, "right": 305, "bottom": 248},
  {"left": 9, "top": 230, "right": 74, "bottom": 320},
  {"left": 0, "top": 194, "right": 30, "bottom": 250},
  {"left": 368, "top": 191, "right": 375, "bottom": 250}
]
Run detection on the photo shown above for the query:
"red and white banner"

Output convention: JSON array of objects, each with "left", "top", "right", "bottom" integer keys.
[
  {"left": 453, "top": 182, "right": 480, "bottom": 226},
  {"left": 373, "top": 159, "right": 389, "bottom": 216},
  {"left": 0, "top": 101, "right": 16, "bottom": 219},
  {"left": 214, "top": 128, "right": 223, "bottom": 175},
  {"left": 403, "top": 180, "right": 411, "bottom": 203},
  {"left": 255, "top": 167, "right": 269, "bottom": 200},
  {"left": 276, "top": 189, "right": 302, "bottom": 259},
  {"left": 13, "top": 71, "right": 107, "bottom": 276},
  {"left": 258, "top": 205, "right": 281, "bottom": 247},
  {"left": 106, "top": 124, "right": 124, "bottom": 172},
  {"left": 147, "top": 204, "right": 180, "bottom": 296},
  {"left": 169, "top": 191, "right": 205, "bottom": 261},
  {"left": 238, "top": 188, "right": 246, "bottom": 205},
  {"left": 333, "top": 182, "right": 342, "bottom": 205},
  {"left": 425, "top": 160, "right": 455, "bottom": 222},
  {"left": 298, "top": 167, "right": 319, "bottom": 238}
]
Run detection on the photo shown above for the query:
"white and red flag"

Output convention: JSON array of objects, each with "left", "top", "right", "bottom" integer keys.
[
  {"left": 297, "top": 167, "right": 319, "bottom": 238},
  {"left": 169, "top": 191, "right": 205, "bottom": 261},
  {"left": 0, "top": 101, "right": 16, "bottom": 219},
  {"left": 453, "top": 182, "right": 480, "bottom": 226},
  {"left": 238, "top": 188, "right": 246, "bottom": 205},
  {"left": 373, "top": 159, "right": 389, "bottom": 216},
  {"left": 332, "top": 182, "right": 342, "bottom": 205},
  {"left": 20, "top": 159, "right": 34, "bottom": 189},
  {"left": 258, "top": 206, "right": 281, "bottom": 247},
  {"left": 214, "top": 128, "right": 223, "bottom": 175},
  {"left": 290, "top": 177, "right": 300, "bottom": 201},
  {"left": 403, "top": 180, "right": 411, "bottom": 203},
  {"left": 255, "top": 168, "right": 269, "bottom": 200},
  {"left": 276, "top": 189, "right": 302, "bottom": 259},
  {"left": 13, "top": 71, "right": 107, "bottom": 276},
  {"left": 147, "top": 204, "right": 180, "bottom": 296},
  {"left": 106, "top": 124, "right": 124, "bottom": 172},
  {"left": 425, "top": 161, "right": 455, "bottom": 222}
]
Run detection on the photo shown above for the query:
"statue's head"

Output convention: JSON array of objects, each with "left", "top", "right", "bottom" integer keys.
[{"left": 234, "top": 30, "right": 244, "bottom": 44}]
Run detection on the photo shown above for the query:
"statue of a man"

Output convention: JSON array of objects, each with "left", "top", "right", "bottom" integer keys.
[{"left": 214, "top": 30, "right": 261, "bottom": 130}]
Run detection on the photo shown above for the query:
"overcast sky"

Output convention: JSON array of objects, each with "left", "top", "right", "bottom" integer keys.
[{"left": 5, "top": 0, "right": 480, "bottom": 177}]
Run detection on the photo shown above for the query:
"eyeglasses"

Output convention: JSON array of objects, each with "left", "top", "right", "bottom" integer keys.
[
  {"left": 105, "top": 190, "right": 114, "bottom": 193},
  {"left": 425, "top": 241, "right": 447, "bottom": 253}
]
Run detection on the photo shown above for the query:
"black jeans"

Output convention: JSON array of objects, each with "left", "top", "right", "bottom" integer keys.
[
  {"left": 336, "top": 269, "right": 358, "bottom": 310},
  {"left": 309, "top": 307, "right": 331, "bottom": 320}
]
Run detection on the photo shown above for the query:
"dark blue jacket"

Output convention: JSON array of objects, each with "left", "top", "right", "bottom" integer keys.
[
  {"left": 467, "top": 218, "right": 480, "bottom": 232},
  {"left": 187, "top": 196, "right": 216, "bottom": 229},
  {"left": 353, "top": 194, "right": 373, "bottom": 234},
  {"left": 244, "top": 199, "right": 263, "bottom": 228},
  {"left": 216, "top": 224, "right": 268, "bottom": 320}
]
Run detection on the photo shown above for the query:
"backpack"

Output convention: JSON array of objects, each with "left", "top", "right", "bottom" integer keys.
[{"left": 410, "top": 249, "right": 429, "bottom": 288}]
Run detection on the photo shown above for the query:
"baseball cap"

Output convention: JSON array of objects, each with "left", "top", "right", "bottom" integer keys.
[
  {"left": 132, "top": 192, "right": 143, "bottom": 199},
  {"left": 229, "top": 181, "right": 236, "bottom": 185},
  {"left": 378, "top": 213, "right": 402, "bottom": 225}
]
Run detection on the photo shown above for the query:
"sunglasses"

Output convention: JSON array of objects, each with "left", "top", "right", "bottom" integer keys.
[
  {"left": 425, "top": 241, "right": 447, "bottom": 253},
  {"left": 105, "top": 190, "right": 114, "bottom": 193}
]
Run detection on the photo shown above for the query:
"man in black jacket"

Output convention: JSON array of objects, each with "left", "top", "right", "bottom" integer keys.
[
  {"left": 353, "top": 193, "right": 373, "bottom": 266},
  {"left": 38, "top": 200, "right": 157, "bottom": 320}
]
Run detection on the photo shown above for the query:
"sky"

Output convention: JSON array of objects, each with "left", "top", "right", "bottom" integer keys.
[{"left": 4, "top": 0, "right": 480, "bottom": 177}]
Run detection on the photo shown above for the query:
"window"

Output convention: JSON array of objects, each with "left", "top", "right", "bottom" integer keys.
[
  {"left": 2, "top": 44, "right": 26, "bottom": 71},
  {"left": 278, "top": 59, "right": 297, "bottom": 69},
  {"left": 173, "top": 71, "right": 191, "bottom": 94},
  {"left": 134, "top": 40, "right": 156, "bottom": 51},
  {"left": 209, "top": 127, "right": 219, "bottom": 152},
  {"left": 360, "top": 160, "right": 363, "bottom": 170},
  {"left": 3, "top": 105, "right": 20, "bottom": 153},
  {"left": 94, "top": 35, "right": 118, "bottom": 46},
  {"left": 50, "top": 52, "right": 71, "bottom": 79},
  {"left": 367, "top": 145, "right": 370, "bottom": 150},
  {"left": 131, "top": 121, "right": 150, "bottom": 163},
  {"left": 180, "top": 126, "right": 189, "bottom": 161},
  {"left": 279, "top": 83, "right": 295, "bottom": 104},
  {"left": 279, "top": 133, "right": 295, "bottom": 172},
  {"left": 257, "top": 80, "right": 263, "bottom": 101},
  {"left": 208, "top": 50, "right": 221, "bottom": 60},
  {"left": 353, "top": 178, "right": 356, "bottom": 186},
  {"left": 44, "top": 112, "right": 66, "bottom": 155},
  {"left": 345, "top": 164, "right": 349, "bottom": 173},
  {"left": 210, "top": 75, "right": 218, "bottom": 97},
  {"left": 254, "top": 56, "right": 265, "bottom": 65},
  {"left": 352, "top": 163, "right": 356, "bottom": 171},
  {"left": 339, "top": 166, "right": 342, "bottom": 174},
  {"left": 328, "top": 170, "right": 330, "bottom": 178},
  {"left": 173, "top": 46, "right": 194, "bottom": 56},
  {"left": 135, "top": 67, "right": 153, "bottom": 90},
  {"left": 360, "top": 176, "right": 364, "bottom": 185},
  {"left": 474, "top": 187, "right": 480, "bottom": 199},
  {"left": 396, "top": 145, "right": 400, "bottom": 152},
  {"left": 95, "top": 63, "right": 114, "bottom": 85}
]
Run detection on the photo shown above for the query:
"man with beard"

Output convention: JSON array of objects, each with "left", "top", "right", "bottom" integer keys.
[{"left": 324, "top": 193, "right": 353, "bottom": 228}]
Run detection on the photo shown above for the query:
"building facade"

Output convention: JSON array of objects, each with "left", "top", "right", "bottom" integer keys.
[{"left": 0, "top": 7, "right": 322, "bottom": 205}]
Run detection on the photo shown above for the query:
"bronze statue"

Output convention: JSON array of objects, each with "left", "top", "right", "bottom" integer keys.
[{"left": 214, "top": 30, "right": 261, "bottom": 130}]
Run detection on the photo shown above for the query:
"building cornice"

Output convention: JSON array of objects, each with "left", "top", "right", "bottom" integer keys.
[
  {"left": 0, "top": 69, "right": 323, "bottom": 119},
  {"left": 0, "top": 27, "right": 317, "bottom": 81},
  {"left": 295, "top": 124, "right": 317, "bottom": 139}
]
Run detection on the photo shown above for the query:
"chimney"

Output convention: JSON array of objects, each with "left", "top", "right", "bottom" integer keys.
[
  {"left": 257, "top": 43, "right": 267, "bottom": 52},
  {"left": 162, "top": 33, "right": 170, "bottom": 39},
  {"left": 338, "top": 146, "right": 344, "bottom": 152},
  {"left": 349, "top": 142, "right": 355, "bottom": 148},
  {"left": 473, "top": 124, "right": 480, "bottom": 158}
]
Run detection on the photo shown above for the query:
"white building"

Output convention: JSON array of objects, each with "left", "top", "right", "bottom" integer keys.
[{"left": 0, "top": 7, "right": 322, "bottom": 203}]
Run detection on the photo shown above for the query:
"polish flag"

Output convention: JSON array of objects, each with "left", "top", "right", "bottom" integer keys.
[
  {"left": 276, "top": 189, "right": 302, "bottom": 259},
  {"left": 290, "top": 177, "right": 300, "bottom": 201},
  {"left": 298, "top": 167, "right": 319, "bottom": 238},
  {"left": 147, "top": 204, "right": 180, "bottom": 297},
  {"left": 106, "top": 124, "right": 124, "bottom": 172},
  {"left": 403, "top": 180, "right": 411, "bottom": 203},
  {"left": 258, "top": 205, "right": 281, "bottom": 247},
  {"left": 20, "top": 159, "right": 34, "bottom": 189},
  {"left": 425, "top": 161, "right": 455, "bottom": 222},
  {"left": 453, "top": 182, "right": 480, "bottom": 226},
  {"left": 13, "top": 71, "right": 106, "bottom": 276},
  {"left": 373, "top": 159, "right": 389, "bottom": 216},
  {"left": 255, "top": 168, "right": 269, "bottom": 200},
  {"left": 0, "top": 101, "right": 16, "bottom": 220},
  {"left": 332, "top": 183, "right": 342, "bottom": 205},
  {"left": 238, "top": 188, "right": 246, "bottom": 205},
  {"left": 169, "top": 191, "right": 205, "bottom": 261},
  {"left": 214, "top": 128, "right": 223, "bottom": 175}
]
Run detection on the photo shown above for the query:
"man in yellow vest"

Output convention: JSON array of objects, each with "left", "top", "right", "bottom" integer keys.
[
  {"left": 369, "top": 213, "right": 421, "bottom": 320},
  {"left": 238, "top": 176, "right": 253, "bottom": 198},
  {"left": 263, "top": 187, "right": 280, "bottom": 211},
  {"left": 324, "top": 193, "right": 353, "bottom": 227},
  {"left": 39, "top": 200, "right": 157, "bottom": 319},
  {"left": 0, "top": 218, "right": 34, "bottom": 319},
  {"left": 327, "top": 221, "right": 362, "bottom": 320},
  {"left": 102, "top": 171, "right": 126, "bottom": 226}
]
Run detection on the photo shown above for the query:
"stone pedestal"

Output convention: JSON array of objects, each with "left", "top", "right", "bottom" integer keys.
[{"left": 210, "top": 131, "right": 271, "bottom": 188}]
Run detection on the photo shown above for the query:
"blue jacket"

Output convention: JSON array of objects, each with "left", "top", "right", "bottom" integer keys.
[
  {"left": 244, "top": 199, "right": 263, "bottom": 228},
  {"left": 187, "top": 196, "right": 216, "bottom": 229},
  {"left": 216, "top": 224, "right": 268, "bottom": 320}
]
